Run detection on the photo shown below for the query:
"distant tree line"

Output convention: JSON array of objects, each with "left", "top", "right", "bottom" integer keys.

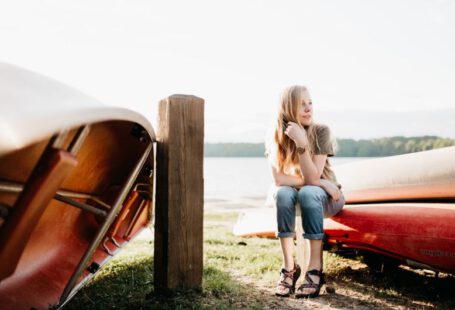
[
  {"left": 204, "top": 136, "right": 455, "bottom": 157},
  {"left": 336, "top": 136, "right": 455, "bottom": 157},
  {"left": 205, "top": 143, "right": 265, "bottom": 157}
]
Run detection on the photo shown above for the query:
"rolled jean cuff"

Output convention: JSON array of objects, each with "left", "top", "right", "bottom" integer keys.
[
  {"left": 277, "top": 231, "right": 296, "bottom": 238},
  {"left": 303, "top": 232, "right": 324, "bottom": 240}
]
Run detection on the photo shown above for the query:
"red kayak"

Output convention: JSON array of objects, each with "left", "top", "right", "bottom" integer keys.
[{"left": 324, "top": 202, "right": 455, "bottom": 274}]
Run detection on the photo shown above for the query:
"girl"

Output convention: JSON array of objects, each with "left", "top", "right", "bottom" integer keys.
[{"left": 266, "top": 85, "right": 345, "bottom": 298}]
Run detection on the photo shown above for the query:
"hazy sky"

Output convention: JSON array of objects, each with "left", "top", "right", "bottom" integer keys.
[{"left": 1, "top": 0, "right": 454, "bottom": 141}]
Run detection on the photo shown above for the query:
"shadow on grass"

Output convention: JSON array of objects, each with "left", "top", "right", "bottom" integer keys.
[
  {"left": 64, "top": 250, "right": 455, "bottom": 310},
  {"left": 66, "top": 210, "right": 455, "bottom": 310},
  {"left": 325, "top": 263, "right": 455, "bottom": 309},
  {"left": 66, "top": 255, "right": 267, "bottom": 310}
]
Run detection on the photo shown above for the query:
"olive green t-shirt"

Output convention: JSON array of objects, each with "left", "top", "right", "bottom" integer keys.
[
  {"left": 267, "top": 123, "right": 341, "bottom": 189},
  {"left": 311, "top": 124, "right": 341, "bottom": 189}
]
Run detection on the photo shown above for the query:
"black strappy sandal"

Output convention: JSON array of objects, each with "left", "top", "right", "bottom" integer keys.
[
  {"left": 295, "top": 268, "right": 325, "bottom": 298},
  {"left": 275, "top": 264, "right": 301, "bottom": 297}
]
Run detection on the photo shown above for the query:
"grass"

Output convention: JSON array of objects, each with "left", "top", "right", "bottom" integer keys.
[{"left": 67, "top": 211, "right": 455, "bottom": 309}]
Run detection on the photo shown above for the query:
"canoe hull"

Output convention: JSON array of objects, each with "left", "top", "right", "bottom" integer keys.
[
  {"left": 0, "top": 63, "right": 157, "bottom": 309},
  {"left": 325, "top": 203, "right": 455, "bottom": 273},
  {"left": 0, "top": 121, "right": 154, "bottom": 309}
]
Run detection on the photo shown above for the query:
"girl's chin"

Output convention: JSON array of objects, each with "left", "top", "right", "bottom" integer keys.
[{"left": 301, "top": 119, "right": 312, "bottom": 126}]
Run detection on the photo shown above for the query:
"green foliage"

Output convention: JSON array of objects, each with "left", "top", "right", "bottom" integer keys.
[
  {"left": 205, "top": 136, "right": 455, "bottom": 157},
  {"left": 204, "top": 143, "right": 266, "bottom": 157},
  {"left": 336, "top": 136, "right": 455, "bottom": 157}
]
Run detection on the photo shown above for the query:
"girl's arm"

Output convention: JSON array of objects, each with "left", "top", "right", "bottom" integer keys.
[
  {"left": 270, "top": 162, "right": 341, "bottom": 200},
  {"left": 284, "top": 122, "right": 341, "bottom": 200},
  {"left": 284, "top": 122, "right": 325, "bottom": 185},
  {"left": 298, "top": 152, "right": 326, "bottom": 185},
  {"left": 270, "top": 165, "right": 304, "bottom": 187},
  {"left": 319, "top": 179, "right": 341, "bottom": 201}
]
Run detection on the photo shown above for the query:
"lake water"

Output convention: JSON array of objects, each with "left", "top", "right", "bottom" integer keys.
[{"left": 204, "top": 157, "right": 372, "bottom": 200}]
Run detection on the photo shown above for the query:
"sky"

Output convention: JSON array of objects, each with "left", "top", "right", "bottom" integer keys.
[{"left": 1, "top": 0, "right": 454, "bottom": 142}]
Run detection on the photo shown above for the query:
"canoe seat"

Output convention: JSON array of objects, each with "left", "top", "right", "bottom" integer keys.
[{"left": 0, "top": 148, "right": 77, "bottom": 281}]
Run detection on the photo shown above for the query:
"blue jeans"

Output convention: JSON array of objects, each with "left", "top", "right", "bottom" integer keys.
[{"left": 275, "top": 185, "right": 345, "bottom": 240}]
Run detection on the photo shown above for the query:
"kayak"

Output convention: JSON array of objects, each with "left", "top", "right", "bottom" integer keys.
[{"left": 0, "top": 63, "right": 155, "bottom": 309}]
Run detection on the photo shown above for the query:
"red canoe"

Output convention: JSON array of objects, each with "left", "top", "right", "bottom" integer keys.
[
  {"left": 0, "top": 63, "right": 155, "bottom": 309},
  {"left": 326, "top": 147, "right": 455, "bottom": 273},
  {"left": 324, "top": 202, "right": 455, "bottom": 273}
]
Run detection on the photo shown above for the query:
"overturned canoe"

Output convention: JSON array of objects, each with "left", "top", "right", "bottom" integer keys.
[
  {"left": 333, "top": 146, "right": 455, "bottom": 203},
  {"left": 0, "top": 63, "right": 155, "bottom": 309},
  {"left": 232, "top": 208, "right": 276, "bottom": 238}
]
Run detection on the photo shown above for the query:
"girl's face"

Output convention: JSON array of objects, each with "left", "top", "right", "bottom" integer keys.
[{"left": 298, "top": 90, "right": 313, "bottom": 126}]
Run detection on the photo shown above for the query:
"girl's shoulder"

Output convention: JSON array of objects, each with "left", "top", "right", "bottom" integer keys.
[
  {"left": 313, "top": 123, "right": 333, "bottom": 142},
  {"left": 313, "top": 123, "right": 331, "bottom": 133},
  {"left": 312, "top": 123, "right": 337, "bottom": 156}
]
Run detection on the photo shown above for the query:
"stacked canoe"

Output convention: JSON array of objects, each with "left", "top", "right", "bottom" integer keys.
[{"left": 325, "top": 146, "right": 455, "bottom": 274}]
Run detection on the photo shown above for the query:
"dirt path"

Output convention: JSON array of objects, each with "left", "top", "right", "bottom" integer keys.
[
  {"left": 226, "top": 261, "right": 452, "bottom": 309},
  {"left": 203, "top": 198, "right": 454, "bottom": 309}
]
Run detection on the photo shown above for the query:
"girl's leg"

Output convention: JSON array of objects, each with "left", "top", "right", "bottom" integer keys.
[
  {"left": 275, "top": 186, "right": 300, "bottom": 296},
  {"left": 276, "top": 186, "right": 298, "bottom": 270},
  {"left": 296, "top": 185, "right": 328, "bottom": 295},
  {"left": 308, "top": 239, "right": 323, "bottom": 271},
  {"left": 279, "top": 237, "right": 295, "bottom": 271}
]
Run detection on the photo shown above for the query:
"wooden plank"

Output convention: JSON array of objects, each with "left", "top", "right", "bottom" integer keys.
[{"left": 154, "top": 94, "right": 204, "bottom": 291}]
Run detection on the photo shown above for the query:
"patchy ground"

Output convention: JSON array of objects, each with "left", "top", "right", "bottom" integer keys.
[{"left": 67, "top": 200, "right": 455, "bottom": 309}]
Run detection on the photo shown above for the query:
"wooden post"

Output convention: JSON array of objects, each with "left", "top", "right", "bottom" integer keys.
[{"left": 154, "top": 94, "right": 204, "bottom": 292}]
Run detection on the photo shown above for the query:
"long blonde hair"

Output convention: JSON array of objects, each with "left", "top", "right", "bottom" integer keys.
[{"left": 273, "top": 85, "right": 320, "bottom": 173}]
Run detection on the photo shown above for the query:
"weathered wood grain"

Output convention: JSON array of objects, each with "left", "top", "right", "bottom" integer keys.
[{"left": 154, "top": 94, "right": 204, "bottom": 291}]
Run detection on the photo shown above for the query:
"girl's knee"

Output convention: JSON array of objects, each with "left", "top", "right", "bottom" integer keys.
[
  {"left": 276, "top": 186, "right": 297, "bottom": 207},
  {"left": 297, "top": 186, "right": 325, "bottom": 208}
]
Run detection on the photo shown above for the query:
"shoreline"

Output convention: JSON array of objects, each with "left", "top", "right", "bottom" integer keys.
[
  {"left": 204, "top": 196, "right": 268, "bottom": 212},
  {"left": 136, "top": 197, "right": 268, "bottom": 240}
]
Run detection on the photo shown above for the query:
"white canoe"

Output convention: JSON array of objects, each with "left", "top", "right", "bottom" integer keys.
[{"left": 333, "top": 146, "right": 455, "bottom": 203}]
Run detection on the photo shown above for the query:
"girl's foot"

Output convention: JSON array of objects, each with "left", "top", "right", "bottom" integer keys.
[
  {"left": 275, "top": 264, "right": 301, "bottom": 297},
  {"left": 295, "top": 269, "right": 324, "bottom": 298}
]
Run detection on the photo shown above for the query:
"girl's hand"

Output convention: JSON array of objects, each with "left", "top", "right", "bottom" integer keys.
[
  {"left": 294, "top": 176, "right": 305, "bottom": 189},
  {"left": 284, "top": 122, "right": 308, "bottom": 147},
  {"left": 320, "top": 179, "right": 341, "bottom": 201}
]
